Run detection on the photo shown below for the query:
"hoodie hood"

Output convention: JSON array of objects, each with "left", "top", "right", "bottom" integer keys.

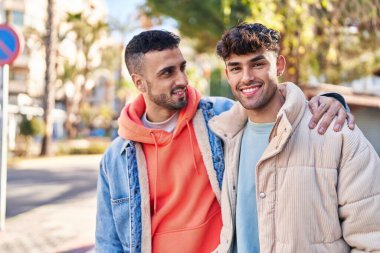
[{"left": 118, "top": 86, "right": 201, "bottom": 145}]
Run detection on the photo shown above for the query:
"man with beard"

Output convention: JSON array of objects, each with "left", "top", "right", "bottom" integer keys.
[
  {"left": 210, "top": 23, "right": 380, "bottom": 253},
  {"left": 95, "top": 30, "right": 352, "bottom": 252}
]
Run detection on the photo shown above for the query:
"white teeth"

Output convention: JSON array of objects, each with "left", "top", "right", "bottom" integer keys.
[
  {"left": 173, "top": 89, "right": 185, "bottom": 95},
  {"left": 241, "top": 87, "right": 259, "bottom": 93}
]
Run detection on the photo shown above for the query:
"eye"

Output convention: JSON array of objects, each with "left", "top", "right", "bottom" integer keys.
[
  {"left": 253, "top": 62, "right": 265, "bottom": 68},
  {"left": 162, "top": 68, "right": 174, "bottom": 76},
  {"left": 229, "top": 66, "right": 241, "bottom": 72}
]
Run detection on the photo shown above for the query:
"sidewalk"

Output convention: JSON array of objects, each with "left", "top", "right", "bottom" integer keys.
[
  {"left": 0, "top": 155, "right": 100, "bottom": 253},
  {"left": 0, "top": 198, "right": 96, "bottom": 253}
]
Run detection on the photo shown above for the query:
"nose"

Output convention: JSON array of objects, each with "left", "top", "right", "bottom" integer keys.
[
  {"left": 241, "top": 68, "right": 254, "bottom": 85},
  {"left": 176, "top": 71, "right": 188, "bottom": 86}
]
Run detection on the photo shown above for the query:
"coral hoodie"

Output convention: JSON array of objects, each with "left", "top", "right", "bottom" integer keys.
[{"left": 118, "top": 87, "right": 222, "bottom": 253}]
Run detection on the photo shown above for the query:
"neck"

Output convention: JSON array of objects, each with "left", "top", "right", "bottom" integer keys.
[
  {"left": 247, "top": 89, "right": 285, "bottom": 123},
  {"left": 145, "top": 103, "right": 178, "bottom": 122}
]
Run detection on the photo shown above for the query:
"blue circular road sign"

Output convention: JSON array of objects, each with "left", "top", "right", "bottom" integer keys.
[{"left": 0, "top": 24, "right": 23, "bottom": 66}]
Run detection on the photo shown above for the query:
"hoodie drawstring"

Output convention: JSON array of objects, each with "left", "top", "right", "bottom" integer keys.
[
  {"left": 150, "top": 131, "right": 159, "bottom": 214},
  {"left": 186, "top": 120, "right": 199, "bottom": 175}
]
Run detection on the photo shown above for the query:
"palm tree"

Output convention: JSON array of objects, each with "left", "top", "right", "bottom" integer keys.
[{"left": 62, "top": 12, "right": 108, "bottom": 138}]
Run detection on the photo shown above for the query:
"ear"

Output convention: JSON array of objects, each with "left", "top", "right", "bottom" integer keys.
[
  {"left": 276, "top": 55, "right": 286, "bottom": 76},
  {"left": 131, "top": 73, "right": 146, "bottom": 93}
]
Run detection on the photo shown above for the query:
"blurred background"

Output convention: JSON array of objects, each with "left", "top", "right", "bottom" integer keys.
[
  {"left": 0, "top": 0, "right": 379, "bottom": 252},
  {"left": 1, "top": 0, "right": 380, "bottom": 157}
]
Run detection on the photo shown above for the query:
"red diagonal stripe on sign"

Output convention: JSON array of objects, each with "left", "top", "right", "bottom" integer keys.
[{"left": 0, "top": 40, "right": 14, "bottom": 57}]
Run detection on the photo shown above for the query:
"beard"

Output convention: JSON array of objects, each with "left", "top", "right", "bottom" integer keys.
[{"left": 147, "top": 84, "right": 188, "bottom": 111}]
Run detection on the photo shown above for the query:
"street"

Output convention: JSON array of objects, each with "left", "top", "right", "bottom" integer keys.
[{"left": 0, "top": 154, "right": 101, "bottom": 253}]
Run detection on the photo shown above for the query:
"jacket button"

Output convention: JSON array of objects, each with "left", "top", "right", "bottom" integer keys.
[{"left": 259, "top": 192, "right": 266, "bottom": 199}]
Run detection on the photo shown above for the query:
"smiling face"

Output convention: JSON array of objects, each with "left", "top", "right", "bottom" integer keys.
[
  {"left": 132, "top": 48, "right": 188, "bottom": 121},
  {"left": 225, "top": 50, "right": 285, "bottom": 112}
]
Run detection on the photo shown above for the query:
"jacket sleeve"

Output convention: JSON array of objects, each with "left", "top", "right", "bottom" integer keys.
[
  {"left": 95, "top": 154, "right": 125, "bottom": 253},
  {"left": 338, "top": 128, "right": 380, "bottom": 252},
  {"left": 208, "top": 96, "right": 235, "bottom": 115},
  {"left": 320, "top": 92, "right": 350, "bottom": 112}
]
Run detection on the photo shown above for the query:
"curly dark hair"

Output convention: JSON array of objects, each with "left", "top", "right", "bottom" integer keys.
[
  {"left": 216, "top": 23, "right": 280, "bottom": 60},
  {"left": 124, "top": 30, "right": 180, "bottom": 74}
]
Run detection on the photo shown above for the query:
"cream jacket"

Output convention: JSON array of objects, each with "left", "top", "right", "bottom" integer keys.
[{"left": 209, "top": 82, "right": 380, "bottom": 253}]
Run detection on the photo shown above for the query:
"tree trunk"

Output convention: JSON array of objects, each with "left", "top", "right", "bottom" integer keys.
[
  {"left": 40, "top": 0, "right": 57, "bottom": 156},
  {"left": 64, "top": 97, "right": 77, "bottom": 139}
]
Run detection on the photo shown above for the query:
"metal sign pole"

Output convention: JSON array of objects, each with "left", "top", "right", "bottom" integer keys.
[
  {"left": 0, "top": 64, "right": 9, "bottom": 230},
  {"left": 0, "top": 24, "right": 23, "bottom": 231}
]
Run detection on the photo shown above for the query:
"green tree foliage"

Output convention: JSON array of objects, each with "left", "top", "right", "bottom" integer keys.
[
  {"left": 144, "top": 0, "right": 380, "bottom": 85},
  {"left": 144, "top": 0, "right": 250, "bottom": 52},
  {"left": 20, "top": 116, "right": 45, "bottom": 156},
  {"left": 249, "top": 0, "right": 380, "bottom": 84}
]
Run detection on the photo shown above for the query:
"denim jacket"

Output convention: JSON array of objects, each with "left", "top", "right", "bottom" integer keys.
[{"left": 96, "top": 97, "right": 234, "bottom": 253}]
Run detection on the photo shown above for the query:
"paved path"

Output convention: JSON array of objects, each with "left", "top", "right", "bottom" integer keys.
[{"left": 0, "top": 155, "right": 101, "bottom": 253}]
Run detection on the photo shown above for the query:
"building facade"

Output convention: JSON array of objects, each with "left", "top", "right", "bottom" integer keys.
[{"left": 0, "top": 0, "right": 115, "bottom": 153}]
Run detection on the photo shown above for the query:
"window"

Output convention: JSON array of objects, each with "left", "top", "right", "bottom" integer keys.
[
  {"left": 10, "top": 69, "right": 27, "bottom": 81},
  {"left": 12, "top": 10, "right": 24, "bottom": 26}
]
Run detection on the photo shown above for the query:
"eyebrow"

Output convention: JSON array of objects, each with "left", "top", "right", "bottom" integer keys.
[
  {"left": 226, "top": 55, "right": 266, "bottom": 67},
  {"left": 157, "top": 66, "right": 174, "bottom": 76}
]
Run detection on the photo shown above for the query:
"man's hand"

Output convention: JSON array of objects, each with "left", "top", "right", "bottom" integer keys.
[{"left": 308, "top": 95, "right": 355, "bottom": 134}]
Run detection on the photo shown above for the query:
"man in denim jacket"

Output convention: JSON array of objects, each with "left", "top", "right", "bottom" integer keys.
[{"left": 95, "top": 30, "right": 352, "bottom": 253}]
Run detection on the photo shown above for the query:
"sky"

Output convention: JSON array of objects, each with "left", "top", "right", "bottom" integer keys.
[
  {"left": 105, "top": 0, "right": 144, "bottom": 23},
  {"left": 104, "top": 0, "right": 145, "bottom": 43},
  {"left": 105, "top": 0, "right": 177, "bottom": 44}
]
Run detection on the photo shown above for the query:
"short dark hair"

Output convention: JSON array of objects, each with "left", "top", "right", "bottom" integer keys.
[
  {"left": 216, "top": 23, "right": 280, "bottom": 60},
  {"left": 124, "top": 30, "right": 180, "bottom": 74}
]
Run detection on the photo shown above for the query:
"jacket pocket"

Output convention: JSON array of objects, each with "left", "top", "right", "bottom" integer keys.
[{"left": 111, "top": 197, "right": 131, "bottom": 250}]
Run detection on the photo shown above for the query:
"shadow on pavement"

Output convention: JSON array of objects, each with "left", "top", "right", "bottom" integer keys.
[{"left": 6, "top": 168, "right": 98, "bottom": 217}]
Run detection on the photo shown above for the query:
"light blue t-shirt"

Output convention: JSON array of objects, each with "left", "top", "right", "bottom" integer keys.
[{"left": 234, "top": 120, "right": 274, "bottom": 253}]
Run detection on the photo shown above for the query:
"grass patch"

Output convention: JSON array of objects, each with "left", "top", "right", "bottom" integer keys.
[{"left": 57, "top": 139, "right": 110, "bottom": 155}]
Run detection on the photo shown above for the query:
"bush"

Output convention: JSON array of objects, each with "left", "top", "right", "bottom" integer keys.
[
  {"left": 19, "top": 116, "right": 45, "bottom": 137},
  {"left": 18, "top": 116, "right": 45, "bottom": 157}
]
